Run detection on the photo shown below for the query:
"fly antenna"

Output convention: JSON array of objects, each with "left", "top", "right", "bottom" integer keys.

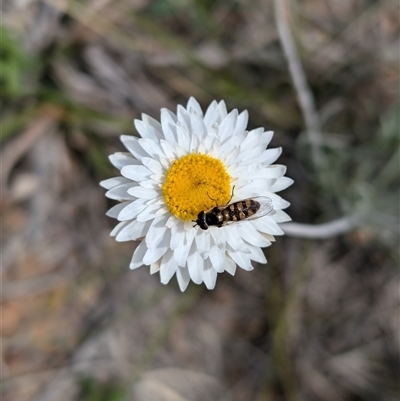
[
  {"left": 227, "top": 185, "right": 235, "bottom": 204},
  {"left": 207, "top": 192, "right": 218, "bottom": 207}
]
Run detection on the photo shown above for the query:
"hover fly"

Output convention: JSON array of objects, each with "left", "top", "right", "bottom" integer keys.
[{"left": 194, "top": 187, "right": 275, "bottom": 230}]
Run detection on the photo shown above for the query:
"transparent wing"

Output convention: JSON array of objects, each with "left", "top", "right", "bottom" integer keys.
[
  {"left": 223, "top": 196, "right": 275, "bottom": 226},
  {"left": 244, "top": 196, "right": 275, "bottom": 220}
]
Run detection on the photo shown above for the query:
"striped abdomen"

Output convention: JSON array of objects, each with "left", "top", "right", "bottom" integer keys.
[{"left": 221, "top": 199, "right": 261, "bottom": 222}]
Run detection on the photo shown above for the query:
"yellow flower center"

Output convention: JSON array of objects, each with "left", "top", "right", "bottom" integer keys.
[{"left": 162, "top": 153, "right": 231, "bottom": 221}]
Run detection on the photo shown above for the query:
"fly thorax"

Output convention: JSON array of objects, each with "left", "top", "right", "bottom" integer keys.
[{"left": 206, "top": 210, "right": 223, "bottom": 225}]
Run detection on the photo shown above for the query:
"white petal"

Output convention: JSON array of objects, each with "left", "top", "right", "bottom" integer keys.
[
  {"left": 219, "top": 137, "right": 237, "bottom": 160},
  {"left": 177, "top": 104, "right": 191, "bottom": 133},
  {"left": 130, "top": 241, "right": 148, "bottom": 269},
  {"left": 189, "top": 132, "right": 199, "bottom": 153},
  {"left": 121, "top": 165, "right": 152, "bottom": 182},
  {"left": 223, "top": 146, "right": 240, "bottom": 167},
  {"left": 128, "top": 186, "right": 160, "bottom": 199},
  {"left": 110, "top": 221, "right": 130, "bottom": 237},
  {"left": 160, "top": 250, "right": 177, "bottom": 284},
  {"left": 204, "top": 100, "right": 219, "bottom": 129},
  {"left": 184, "top": 225, "right": 197, "bottom": 244},
  {"left": 194, "top": 230, "right": 210, "bottom": 258},
  {"left": 141, "top": 157, "right": 164, "bottom": 175},
  {"left": 228, "top": 250, "right": 253, "bottom": 271},
  {"left": 136, "top": 204, "right": 163, "bottom": 222},
  {"left": 263, "top": 165, "right": 287, "bottom": 179},
  {"left": 233, "top": 110, "right": 248, "bottom": 136},
  {"left": 109, "top": 153, "right": 139, "bottom": 170},
  {"left": 143, "top": 230, "right": 171, "bottom": 265},
  {"left": 141, "top": 114, "right": 163, "bottom": 139},
  {"left": 219, "top": 109, "right": 238, "bottom": 142},
  {"left": 233, "top": 132, "right": 246, "bottom": 146},
  {"left": 174, "top": 243, "right": 192, "bottom": 267},
  {"left": 187, "top": 250, "right": 203, "bottom": 284},
  {"left": 247, "top": 244, "right": 267, "bottom": 264},
  {"left": 160, "top": 108, "right": 177, "bottom": 144},
  {"left": 240, "top": 128, "right": 265, "bottom": 151},
  {"left": 106, "top": 201, "right": 131, "bottom": 218},
  {"left": 134, "top": 119, "right": 158, "bottom": 141},
  {"left": 171, "top": 224, "right": 186, "bottom": 249},
  {"left": 209, "top": 245, "right": 225, "bottom": 273},
  {"left": 233, "top": 179, "right": 275, "bottom": 198},
  {"left": 236, "top": 165, "right": 284, "bottom": 181},
  {"left": 150, "top": 259, "right": 161, "bottom": 274},
  {"left": 260, "top": 232, "right": 276, "bottom": 242},
  {"left": 166, "top": 215, "right": 179, "bottom": 229},
  {"left": 234, "top": 169, "right": 277, "bottom": 185},
  {"left": 145, "top": 215, "right": 169, "bottom": 248},
  {"left": 264, "top": 192, "right": 291, "bottom": 210},
  {"left": 190, "top": 111, "right": 207, "bottom": 140},
  {"left": 100, "top": 176, "right": 130, "bottom": 190},
  {"left": 176, "top": 267, "right": 190, "bottom": 291},
  {"left": 202, "top": 259, "right": 218, "bottom": 289},
  {"left": 251, "top": 216, "right": 285, "bottom": 235},
  {"left": 106, "top": 183, "right": 136, "bottom": 200},
  {"left": 240, "top": 129, "right": 273, "bottom": 152},
  {"left": 223, "top": 225, "right": 249, "bottom": 253},
  {"left": 155, "top": 206, "right": 168, "bottom": 216},
  {"left": 271, "top": 209, "right": 292, "bottom": 223},
  {"left": 203, "top": 132, "right": 217, "bottom": 153},
  {"left": 120, "top": 136, "right": 148, "bottom": 160},
  {"left": 198, "top": 139, "right": 206, "bottom": 155},
  {"left": 149, "top": 174, "right": 164, "bottom": 184},
  {"left": 138, "top": 138, "right": 163, "bottom": 160},
  {"left": 240, "top": 222, "right": 271, "bottom": 247},
  {"left": 118, "top": 198, "right": 146, "bottom": 221},
  {"left": 174, "top": 143, "right": 186, "bottom": 158},
  {"left": 237, "top": 147, "right": 263, "bottom": 165},
  {"left": 171, "top": 223, "right": 186, "bottom": 249},
  {"left": 208, "top": 137, "right": 221, "bottom": 158},
  {"left": 229, "top": 177, "right": 249, "bottom": 195},
  {"left": 145, "top": 196, "right": 163, "bottom": 205},
  {"left": 224, "top": 256, "right": 236, "bottom": 275},
  {"left": 176, "top": 121, "right": 190, "bottom": 152},
  {"left": 138, "top": 179, "right": 161, "bottom": 190},
  {"left": 116, "top": 220, "right": 150, "bottom": 242},
  {"left": 209, "top": 227, "right": 227, "bottom": 250},
  {"left": 187, "top": 97, "right": 203, "bottom": 116},
  {"left": 228, "top": 185, "right": 257, "bottom": 200},
  {"left": 160, "top": 140, "right": 177, "bottom": 159},
  {"left": 217, "top": 100, "right": 228, "bottom": 121},
  {"left": 159, "top": 153, "right": 171, "bottom": 169},
  {"left": 269, "top": 177, "right": 294, "bottom": 192},
  {"left": 261, "top": 148, "right": 282, "bottom": 165},
  {"left": 262, "top": 130, "right": 274, "bottom": 148}
]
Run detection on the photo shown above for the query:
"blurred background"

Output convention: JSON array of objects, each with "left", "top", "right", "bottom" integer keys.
[{"left": 1, "top": 0, "right": 399, "bottom": 400}]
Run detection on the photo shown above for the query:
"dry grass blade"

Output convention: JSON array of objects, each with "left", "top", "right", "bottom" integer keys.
[
  {"left": 0, "top": 107, "right": 63, "bottom": 196},
  {"left": 134, "top": 368, "right": 225, "bottom": 401}
]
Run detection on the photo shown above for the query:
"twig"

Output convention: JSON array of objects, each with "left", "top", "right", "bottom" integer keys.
[
  {"left": 1, "top": 271, "right": 77, "bottom": 301},
  {"left": 273, "top": 0, "right": 324, "bottom": 169},
  {"left": 0, "top": 106, "right": 63, "bottom": 195},
  {"left": 281, "top": 216, "right": 359, "bottom": 239}
]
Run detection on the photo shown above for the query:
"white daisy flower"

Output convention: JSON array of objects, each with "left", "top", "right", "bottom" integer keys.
[{"left": 101, "top": 97, "right": 293, "bottom": 291}]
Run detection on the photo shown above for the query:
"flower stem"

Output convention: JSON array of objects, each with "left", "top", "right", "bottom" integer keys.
[
  {"left": 282, "top": 216, "right": 359, "bottom": 239},
  {"left": 273, "top": 0, "right": 324, "bottom": 169}
]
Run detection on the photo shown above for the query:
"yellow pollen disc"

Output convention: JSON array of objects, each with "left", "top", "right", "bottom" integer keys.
[{"left": 162, "top": 153, "right": 231, "bottom": 221}]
